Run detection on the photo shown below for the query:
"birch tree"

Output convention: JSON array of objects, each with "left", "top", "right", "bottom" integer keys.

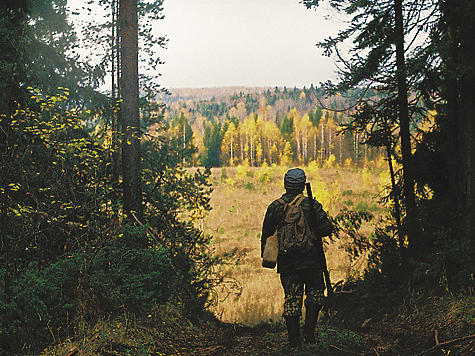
[{"left": 221, "top": 121, "right": 238, "bottom": 166}]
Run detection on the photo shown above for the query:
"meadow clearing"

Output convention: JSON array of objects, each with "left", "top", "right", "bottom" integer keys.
[{"left": 202, "top": 161, "right": 390, "bottom": 325}]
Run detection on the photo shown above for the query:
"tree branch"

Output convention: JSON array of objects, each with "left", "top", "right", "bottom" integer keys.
[{"left": 415, "top": 333, "right": 475, "bottom": 356}]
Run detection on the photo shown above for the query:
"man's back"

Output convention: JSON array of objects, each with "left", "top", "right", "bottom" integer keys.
[{"left": 261, "top": 191, "right": 332, "bottom": 274}]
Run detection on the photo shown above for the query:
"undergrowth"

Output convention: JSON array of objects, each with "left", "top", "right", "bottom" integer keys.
[
  {"left": 28, "top": 281, "right": 475, "bottom": 356},
  {"left": 38, "top": 304, "right": 219, "bottom": 356}
]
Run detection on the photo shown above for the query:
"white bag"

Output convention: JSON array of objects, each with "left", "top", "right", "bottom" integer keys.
[{"left": 262, "top": 232, "right": 279, "bottom": 269}]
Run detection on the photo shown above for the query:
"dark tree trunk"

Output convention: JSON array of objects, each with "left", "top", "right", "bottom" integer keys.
[
  {"left": 386, "top": 136, "right": 403, "bottom": 256},
  {"left": 438, "top": 0, "right": 464, "bottom": 288},
  {"left": 112, "top": 0, "right": 121, "bottom": 187},
  {"left": 441, "top": 0, "right": 460, "bottom": 209},
  {"left": 458, "top": 0, "right": 475, "bottom": 255},
  {"left": 119, "top": 0, "right": 142, "bottom": 217},
  {"left": 394, "top": 0, "right": 419, "bottom": 251}
]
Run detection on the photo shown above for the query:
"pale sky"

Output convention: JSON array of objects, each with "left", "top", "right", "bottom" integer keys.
[{"left": 69, "top": 0, "right": 345, "bottom": 89}]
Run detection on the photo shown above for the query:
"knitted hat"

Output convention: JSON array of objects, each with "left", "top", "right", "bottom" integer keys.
[{"left": 284, "top": 168, "right": 306, "bottom": 191}]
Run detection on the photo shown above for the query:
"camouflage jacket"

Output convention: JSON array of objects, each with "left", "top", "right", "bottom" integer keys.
[{"left": 260, "top": 191, "right": 333, "bottom": 274}]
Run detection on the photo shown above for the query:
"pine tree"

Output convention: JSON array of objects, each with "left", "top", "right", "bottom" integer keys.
[
  {"left": 203, "top": 122, "right": 223, "bottom": 168},
  {"left": 302, "top": 0, "right": 434, "bottom": 251},
  {"left": 120, "top": 0, "right": 142, "bottom": 217}
]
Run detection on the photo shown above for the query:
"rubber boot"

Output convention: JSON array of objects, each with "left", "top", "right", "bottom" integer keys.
[
  {"left": 303, "top": 303, "right": 322, "bottom": 344},
  {"left": 284, "top": 316, "right": 301, "bottom": 348}
]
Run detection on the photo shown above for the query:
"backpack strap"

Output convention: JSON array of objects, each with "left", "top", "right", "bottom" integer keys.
[
  {"left": 289, "top": 194, "right": 305, "bottom": 207},
  {"left": 276, "top": 198, "right": 286, "bottom": 205},
  {"left": 296, "top": 194, "right": 306, "bottom": 206},
  {"left": 276, "top": 194, "right": 305, "bottom": 208},
  {"left": 274, "top": 198, "right": 288, "bottom": 229}
]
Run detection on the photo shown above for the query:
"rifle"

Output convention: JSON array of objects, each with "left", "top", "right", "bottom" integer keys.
[{"left": 306, "top": 182, "right": 333, "bottom": 297}]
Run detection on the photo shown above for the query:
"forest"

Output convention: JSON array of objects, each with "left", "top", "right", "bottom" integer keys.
[
  {"left": 1, "top": 0, "right": 475, "bottom": 355},
  {"left": 160, "top": 86, "right": 382, "bottom": 169}
]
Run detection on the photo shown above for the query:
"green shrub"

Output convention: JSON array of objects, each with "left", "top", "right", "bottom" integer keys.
[
  {"left": 369, "top": 203, "right": 380, "bottom": 212},
  {"left": 0, "top": 256, "right": 82, "bottom": 353},
  {"left": 355, "top": 201, "right": 369, "bottom": 211},
  {"left": 220, "top": 167, "right": 228, "bottom": 180},
  {"left": 343, "top": 199, "right": 354, "bottom": 206},
  {"left": 87, "top": 245, "right": 174, "bottom": 314},
  {"left": 259, "top": 172, "right": 271, "bottom": 183},
  {"left": 244, "top": 181, "right": 255, "bottom": 190},
  {"left": 0, "top": 243, "right": 176, "bottom": 354}
]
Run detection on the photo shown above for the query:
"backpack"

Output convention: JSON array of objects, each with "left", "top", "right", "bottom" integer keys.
[{"left": 276, "top": 194, "right": 315, "bottom": 256}]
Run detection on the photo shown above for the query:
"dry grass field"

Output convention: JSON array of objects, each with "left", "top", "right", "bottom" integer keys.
[{"left": 202, "top": 162, "right": 389, "bottom": 325}]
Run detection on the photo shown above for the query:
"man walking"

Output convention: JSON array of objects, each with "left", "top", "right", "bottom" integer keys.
[{"left": 261, "top": 168, "right": 333, "bottom": 348}]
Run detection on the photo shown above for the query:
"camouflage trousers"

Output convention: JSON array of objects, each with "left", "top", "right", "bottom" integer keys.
[{"left": 280, "top": 269, "right": 325, "bottom": 317}]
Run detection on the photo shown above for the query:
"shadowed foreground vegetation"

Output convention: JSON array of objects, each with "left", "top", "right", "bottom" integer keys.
[
  {"left": 35, "top": 166, "right": 475, "bottom": 356},
  {"left": 36, "top": 266, "right": 475, "bottom": 356}
]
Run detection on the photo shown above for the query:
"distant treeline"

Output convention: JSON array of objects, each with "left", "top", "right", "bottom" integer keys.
[{"left": 156, "top": 86, "right": 382, "bottom": 168}]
